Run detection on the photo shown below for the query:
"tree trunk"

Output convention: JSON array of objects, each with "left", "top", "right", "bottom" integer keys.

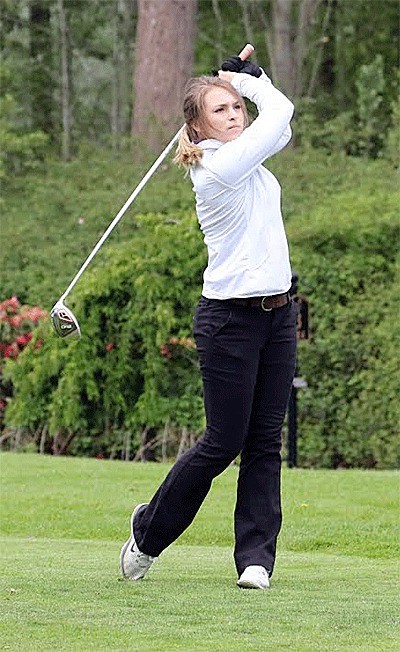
[
  {"left": 269, "top": 0, "right": 326, "bottom": 99},
  {"left": 111, "top": 4, "right": 120, "bottom": 152},
  {"left": 132, "top": 0, "right": 197, "bottom": 151},
  {"left": 29, "top": 1, "right": 53, "bottom": 134},
  {"left": 111, "top": 0, "right": 134, "bottom": 151},
  {"left": 271, "top": 0, "right": 295, "bottom": 97},
  {"left": 58, "top": 0, "right": 71, "bottom": 161},
  {"left": 294, "top": 0, "right": 324, "bottom": 97}
]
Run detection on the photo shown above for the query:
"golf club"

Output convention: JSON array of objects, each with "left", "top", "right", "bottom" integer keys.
[
  {"left": 50, "top": 127, "right": 183, "bottom": 338},
  {"left": 51, "top": 43, "right": 255, "bottom": 339}
]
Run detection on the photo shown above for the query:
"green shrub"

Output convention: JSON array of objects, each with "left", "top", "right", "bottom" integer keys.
[
  {"left": 3, "top": 212, "right": 206, "bottom": 457},
  {"left": 2, "top": 151, "right": 399, "bottom": 467},
  {"left": 289, "top": 185, "right": 399, "bottom": 468},
  {"left": 0, "top": 66, "right": 48, "bottom": 181},
  {"left": 294, "top": 56, "right": 393, "bottom": 159},
  {"left": 0, "top": 297, "right": 47, "bottom": 439}
]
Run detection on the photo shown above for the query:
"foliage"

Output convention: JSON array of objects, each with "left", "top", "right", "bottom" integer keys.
[
  {"left": 3, "top": 211, "right": 206, "bottom": 457},
  {"left": 0, "top": 146, "right": 194, "bottom": 306},
  {"left": 383, "top": 87, "right": 400, "bottom": 167},
  {"left": 1, "top": 0, "right": 399, "bottom": 158},
  {"left": 0, "top": 296, "right": 47, "bottom": 432},
  {"left": 295, "top": 55, "right": 396, "bottom": 159},
  {"left": 289, "top": 182, "right": 400, "bottom": 468},
  {"left": 0, "top": 65, "right": 48, "bottom": 181},
  {"left": 2, "top": 150, "right": 399, "bottom": 467}
]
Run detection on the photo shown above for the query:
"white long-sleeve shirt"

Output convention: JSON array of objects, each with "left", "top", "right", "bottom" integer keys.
[{"left": 190, "top": 72, "right": 294, "bottom": 299}]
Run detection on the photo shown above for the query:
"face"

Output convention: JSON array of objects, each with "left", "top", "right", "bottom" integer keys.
[{"left": 198, "top": 86, "right": 245, "bottom": 142}]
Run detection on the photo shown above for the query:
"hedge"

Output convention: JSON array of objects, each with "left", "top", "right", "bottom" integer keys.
[{"left": 2, "top": 154, "right": 399, "bottom": 467}]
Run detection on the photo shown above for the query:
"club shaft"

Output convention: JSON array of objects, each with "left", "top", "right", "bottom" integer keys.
[
  {"left": 59, "top": 126, "right": 183, "bottom": 303},
  {"left": 58, "top": 42, "right": 255, "bottom": 304}
]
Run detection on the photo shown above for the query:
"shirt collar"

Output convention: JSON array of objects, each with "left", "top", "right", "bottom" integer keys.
[{"left": 199, "top": 138, "right": 223, "bottom": 151}]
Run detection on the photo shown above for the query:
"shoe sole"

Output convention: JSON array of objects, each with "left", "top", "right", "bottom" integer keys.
[
  {"left": 119, "top": 503, "right": 148, "bottom": 579},
  {"left": 237, "top": 579, "right": 269, "bottom": 590}
]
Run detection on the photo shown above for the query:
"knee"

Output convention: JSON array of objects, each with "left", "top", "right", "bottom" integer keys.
[{"left": 197, "top": 433, "right": 241, "bottom": 465}]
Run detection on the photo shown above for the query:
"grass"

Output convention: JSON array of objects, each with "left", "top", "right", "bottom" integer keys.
[{"left": 0, "top": 453, "right": 399, "bottom": 651}]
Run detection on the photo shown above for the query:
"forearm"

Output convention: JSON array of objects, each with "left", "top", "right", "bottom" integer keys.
[{"left": 207, "top": 73, "right": 294, "bottom": 185}]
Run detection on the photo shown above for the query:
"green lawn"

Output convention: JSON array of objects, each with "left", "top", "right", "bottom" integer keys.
[{"left": 0, "top": 453, "right": 399, "bottom": 651}]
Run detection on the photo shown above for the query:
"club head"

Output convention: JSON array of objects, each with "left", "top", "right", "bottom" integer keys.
[{"left": 50, "top": 302, "right": 81, "bottom": 339}]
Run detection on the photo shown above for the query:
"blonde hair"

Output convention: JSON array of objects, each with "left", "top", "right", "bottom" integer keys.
[{"left": 173, "top": 76, "right": 248, "bottom": 169}]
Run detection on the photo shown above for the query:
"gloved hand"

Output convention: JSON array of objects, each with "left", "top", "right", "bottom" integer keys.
[{"left": 221, "top": 55, "right": 262, "bottom": 78}]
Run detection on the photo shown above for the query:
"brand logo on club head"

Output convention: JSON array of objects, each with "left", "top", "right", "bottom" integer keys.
[{"left": 58, "top": 310, "right": 74, "bottom": 323}]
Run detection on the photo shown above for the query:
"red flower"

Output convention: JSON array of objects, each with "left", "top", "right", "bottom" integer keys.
[
  {"left": 15, "top": 333, "right": 33, "bottom": 347},
  {"left": 106, "top": 343, "right": 114, "bottom": 351},
  {"left": 34, "top": 338, "right": 44, "bottom": 350},
  {"left": 160, "top": 344, "right": 173, "bottom": 359}
]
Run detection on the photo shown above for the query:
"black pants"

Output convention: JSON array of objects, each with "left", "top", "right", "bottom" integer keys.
[{"left": 134, "top": 296, "right": 298, "bottom": 576}]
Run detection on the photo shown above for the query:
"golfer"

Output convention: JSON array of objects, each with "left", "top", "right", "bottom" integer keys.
[{"left": 120, "top": 56, "right": 297, "bottom": 590}]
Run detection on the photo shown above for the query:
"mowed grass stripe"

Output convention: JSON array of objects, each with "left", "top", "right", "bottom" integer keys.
[
  {"left": 0, "top": 538, "right": 399, "bottom": 652},
  {"left": 0, "top": 453, "right": 399, "bottom": 650},
  {"left": 1, "top": 454, "right": 398, "bottom": 558}
]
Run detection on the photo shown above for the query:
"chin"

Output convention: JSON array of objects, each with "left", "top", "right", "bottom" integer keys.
[{"left": 226, "top": 132, "right": 241, "bottom": 141}]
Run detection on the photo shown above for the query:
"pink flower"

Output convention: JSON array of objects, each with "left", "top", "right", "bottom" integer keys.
[
  {"left": 9, "top": 315, "right": 23, "bottom": 328},
  {"left": 4, "top": 343, "right": 19, "bottom": 358},
  {"left": 106, "top": 343, "right": 114, "bottom": 351},
  {"left": 26, "top": 307, "right": 47, "bottom": 323},
  {"left": 0, "top": 296, "right": 20, "bottom": 315}
]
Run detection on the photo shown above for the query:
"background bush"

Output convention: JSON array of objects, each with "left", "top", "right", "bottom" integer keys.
[{"left": 2, "top": 151, "right": 399, "bottom": 467}]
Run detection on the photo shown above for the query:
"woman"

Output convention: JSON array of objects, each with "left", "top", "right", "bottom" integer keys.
[{"left": 120, "top": 56, "right": 297, "bottom": 590}]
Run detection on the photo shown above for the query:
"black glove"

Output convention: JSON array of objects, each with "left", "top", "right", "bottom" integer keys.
[{"left": 221, "top": 55, "right": 262, "bottom": 78}]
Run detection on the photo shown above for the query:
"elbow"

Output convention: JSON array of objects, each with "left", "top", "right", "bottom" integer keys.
[{"left": 285, "top": 99, "right": 295, "bottom": 122}]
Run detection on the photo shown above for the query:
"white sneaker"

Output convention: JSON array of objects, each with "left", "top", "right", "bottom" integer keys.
[
  {"left": 237, "top": 565, "right": 270, "bottom": 590},
  {"left": 120, "top": 503, "right": 157, "bottom": 580}
]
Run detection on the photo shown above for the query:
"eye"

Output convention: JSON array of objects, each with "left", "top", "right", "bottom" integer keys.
[{"left": 214, "top": 107, "right": 224, "bottom": 113}]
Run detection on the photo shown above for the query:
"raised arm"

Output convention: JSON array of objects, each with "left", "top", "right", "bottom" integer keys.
[{"left": 205, "top": 72, "right": 294, "bottom": 186}]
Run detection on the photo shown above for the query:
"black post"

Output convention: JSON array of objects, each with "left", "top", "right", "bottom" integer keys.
[
  {"left": 287, "top": 382, "right": 298, "bottom": 468},
  {"left": 287, "top": 270, "right": 309, "bottom": 468}
]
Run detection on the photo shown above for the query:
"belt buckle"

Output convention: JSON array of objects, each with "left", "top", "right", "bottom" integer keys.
[{"left": 261, "top": 296, "right": 272, "bottom": 312}]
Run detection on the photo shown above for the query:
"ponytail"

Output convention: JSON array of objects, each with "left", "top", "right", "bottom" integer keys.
[{"left": 173, "top": 124, "right": 203, "bottom": 169}]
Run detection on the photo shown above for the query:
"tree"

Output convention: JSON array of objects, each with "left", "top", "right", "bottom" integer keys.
[
  {"left": 266, "top": 0, "right": 330, "bottom": 99},
  {"left": 29, "top": 1, "right": 54, "bottom": 134},
  {"left": 111, "top": 0, "right": 134, "bottom": 151},
  {"left": 57, "top": 0, "right": 71, "bottom": 161},
  {"left": 132, "top": 0, "right": 197, "bottom": 150}
]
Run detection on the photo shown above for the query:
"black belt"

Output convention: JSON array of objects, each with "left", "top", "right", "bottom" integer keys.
[{"left": 226, "top": 292, "right": 290, "bottom": 311}]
